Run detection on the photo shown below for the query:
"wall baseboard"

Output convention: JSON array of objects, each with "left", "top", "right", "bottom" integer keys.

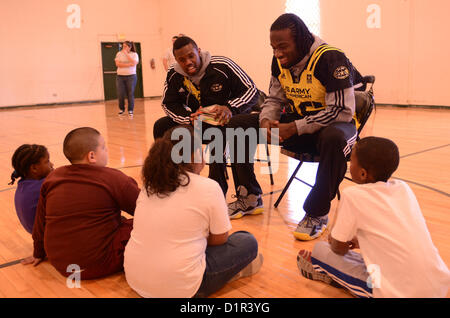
[
  {"left": 0, "top": 96, "right": 163, "bottom": 110},
  {"left": 376, "top": 103, "right": 450, "bottom": 109}
]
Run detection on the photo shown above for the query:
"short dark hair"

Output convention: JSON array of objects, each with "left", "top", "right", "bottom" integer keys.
[
  {"left": 173, "top": 36, "right": 198, "bottom": 55},
  {"left": 123, "top": 40, "right": 136, "bottom": 52},
  {"left": 63, "top": 127, "right": 101, "bottom": 163},
  {"left": 9, "top": 144, "right": 48, "bottom": 185},
  {"left": 270, "top": 13, "right": 315, "bottom": 61},
  {"left": 354, "top": 136, "right": 400, "bottom": 182}
]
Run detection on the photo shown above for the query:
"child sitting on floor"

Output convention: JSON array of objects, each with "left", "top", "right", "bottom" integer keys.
[
  {"left": 25, "top": 127, "right": 140, "bottom": 280},
  {"left": 9, "top": 144, "right": 54, "bottom": 234},
  {"left": 124, "top": 125, "right": 263, "bottom": 298},
  {"left": 297, "top": 136, "right": 450, "bottom": 298}
]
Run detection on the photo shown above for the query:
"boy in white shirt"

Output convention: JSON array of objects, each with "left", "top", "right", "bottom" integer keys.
[{"left": 297, "top": 136, "right": 450, "bottom": 298}]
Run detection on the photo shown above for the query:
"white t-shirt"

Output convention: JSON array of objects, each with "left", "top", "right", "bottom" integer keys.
[
  {"left": 124, "top": 172, "right": 231, "bottom": 298},
  {"left": 115, "top": 51, "right": 139, "bottom": 75},
  {"left": 332, "top": 180, "right": 450, "bottom": 298}
]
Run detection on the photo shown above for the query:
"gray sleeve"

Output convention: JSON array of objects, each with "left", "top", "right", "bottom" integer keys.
[{"left": 259, "top": 76, "right": 289, "bottom": 123}]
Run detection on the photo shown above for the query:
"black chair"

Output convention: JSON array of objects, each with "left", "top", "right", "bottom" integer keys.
[
  {"left": 274, "top": 75, "right": 376, "bottom": 208},
  {"left": 252, "top": 90, "right": 274, "bottom": 185},
  {"left": 222, "top": 89, "right": 274, "bottom": 185}
]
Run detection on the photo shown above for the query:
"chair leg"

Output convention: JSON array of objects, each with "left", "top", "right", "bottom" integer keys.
[
  {"left": 224, "top": 154, "right": 229, "bottom": 180},
  {"left": 274, "top": 161, "right": 303, "bottom": 208},
  {"left": 265, "top": 143, "right": 274, "bottom": 185}
]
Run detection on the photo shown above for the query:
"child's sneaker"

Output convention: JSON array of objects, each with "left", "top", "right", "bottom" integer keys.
[
  {"left": 230, "top": 253, "right": 264, "bottom": 282},
  {"left": 293, "top": 214, "right": 328, "bottom": 241},
  {"left": 118, "top": 110, "right": 125, "bottom": 116},
  {"left": 228, "top": 186, "right": 263, "bottom": 219},
  {"left": 297, "top": 250, "right": 337, "bottom": 285},
  {"left": 128, "top": 111, "right": 134, "bottom": 118}
]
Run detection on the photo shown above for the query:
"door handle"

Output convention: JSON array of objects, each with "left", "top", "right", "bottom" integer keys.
[{"left": 103, "top": 71, "right": 117, "bottom": 74}]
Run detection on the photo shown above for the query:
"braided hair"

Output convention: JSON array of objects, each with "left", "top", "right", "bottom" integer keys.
[
  {"left": 9, "top": 144, "right": 48, "bottom": 185},
  {"left": 270, "top": 13, "right": 315, "bottom": 64}
]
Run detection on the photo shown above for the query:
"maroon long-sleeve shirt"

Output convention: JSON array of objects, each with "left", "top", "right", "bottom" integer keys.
[{"left": 32, "top": 164, "right": 140, "bottom": 274}]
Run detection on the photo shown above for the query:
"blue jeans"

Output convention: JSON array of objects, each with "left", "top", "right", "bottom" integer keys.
[
  {"left": 194, "top": 231, "right": 258, "bottom": 297},
  {"left": 116, "top": 74, "right": 137, "bottom": 112}
]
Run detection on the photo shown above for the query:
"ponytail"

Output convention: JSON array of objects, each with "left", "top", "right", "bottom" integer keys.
[{"left": 9, "top": 144, "right": 48, "bottom": 185}]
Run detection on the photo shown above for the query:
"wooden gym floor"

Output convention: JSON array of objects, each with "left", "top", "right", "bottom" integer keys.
[{"left": 0, "top": 98, "right": 448, "bottom": 298}]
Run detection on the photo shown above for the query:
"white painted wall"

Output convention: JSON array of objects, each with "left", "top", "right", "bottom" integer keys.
[
  {"left": 0, "top": 0, "right": 165, "bottom": 107},
  {"left": 1, "top": 0, "right": 449, "bottom": 107}
]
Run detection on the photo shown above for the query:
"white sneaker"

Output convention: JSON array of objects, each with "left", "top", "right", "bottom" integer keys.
[{"left": 230, "top": 253, "right": 264, "bottom": 282}]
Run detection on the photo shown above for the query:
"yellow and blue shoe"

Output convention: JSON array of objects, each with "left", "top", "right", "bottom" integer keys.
[
  {"left": 293, "top": 214, "right": 328, "bottom": 241},
  {"left": 228, "top": 186, "right": 263, "bottom": 220}
]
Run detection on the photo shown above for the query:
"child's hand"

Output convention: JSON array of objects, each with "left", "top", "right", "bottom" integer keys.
[
  {"left": 21, "top": 256, "right": 43, "bottom": 266},
  {"left": 348, "top": 237, "right": 359, "bottom": 249}
]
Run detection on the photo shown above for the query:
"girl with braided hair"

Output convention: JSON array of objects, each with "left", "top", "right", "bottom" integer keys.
[{"left": 9, "top": 144, "right": 54, "bottom": 234}]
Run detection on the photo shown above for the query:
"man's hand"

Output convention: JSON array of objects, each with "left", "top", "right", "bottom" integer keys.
[
  {"left": 260, "top": 119, "right": 279, "bottom": 144},
  {"left": 190, "top": 107, "right": 204, "bottom": 123},
  {"left": 210, "top": 105, "right": 232, "bottom": 125},
  {"left": 191, "top": 105, "right": 232, "bottom": 126},
  {"left": 278, "top": 122, "right": 297, "bottom": 142},
  {"left": 21, "top": 256, "right": 43, "bottom": 267}
]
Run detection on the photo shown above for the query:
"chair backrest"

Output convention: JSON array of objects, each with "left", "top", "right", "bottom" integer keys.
[
  {"left": 251, "top": 90, "right": 267, "bottom": 113},
  {"left": 354, "top": 75, "right": 376, "bottom": 136}
]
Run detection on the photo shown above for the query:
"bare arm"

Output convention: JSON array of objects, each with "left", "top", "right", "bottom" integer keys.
[
  {"left": 115, "top": 60, "right": 133, "bottom": 68},
  {"left": 207, "top": 231, "right": 229, "bottom": 246},
  {"left": 329, "top": 234, "right": 350, "bottom": 256}
]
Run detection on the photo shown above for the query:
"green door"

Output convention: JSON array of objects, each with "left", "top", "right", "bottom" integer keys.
[{"left": 101, "top": 42, "right": 144, "bottom": 101}]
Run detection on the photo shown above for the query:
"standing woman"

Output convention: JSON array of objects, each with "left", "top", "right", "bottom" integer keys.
[
  {"left": 115, "top": 41, "right": 139, "bottom": 117},
  {"left": 124, "top": 126, "right": 262, "bottom": 298}
]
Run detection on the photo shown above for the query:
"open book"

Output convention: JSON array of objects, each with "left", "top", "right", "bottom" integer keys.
[{"left": 197, "top": 106, "right": 229, "bottom": 126}]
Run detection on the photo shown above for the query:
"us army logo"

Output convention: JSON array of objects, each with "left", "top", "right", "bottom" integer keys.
[
  {"left": 211, "top": 83, "right": 223, "bottom": 92},
  {"left": 333, "top": 66, "right": 350, "bottom": 79},
  {"left": 307, "top": 74, "right": 312, "bottom": 84}
]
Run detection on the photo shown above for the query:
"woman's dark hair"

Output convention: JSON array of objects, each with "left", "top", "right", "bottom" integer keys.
[
  {"left": 9, "top": 144, "right": 48, "bottom": 185},
  {"left": 173, "top": 36, "right": 198, "bottom": 54},
  {"left": 142, "top": 125, "right": 202, "bottom": 198},
  {"left": 270, "top": 13, "right": 315, "bottom": 62},
  {"left": 124, "top": 40, "right": 136, "bottom": 52},
  {"left": 354, "top": 136, "right": 400, "bottom": 182}
]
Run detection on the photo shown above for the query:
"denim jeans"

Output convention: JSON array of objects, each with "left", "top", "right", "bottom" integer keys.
[
  {"left": 193, "top": 231, "right": 258, "bottom": 297},
  {"left": 116, "top": 74, "right": 137, "bottom": 112}
]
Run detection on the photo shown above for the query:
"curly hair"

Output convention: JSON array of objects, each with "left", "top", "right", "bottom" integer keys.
[{"left": 142, "top": 125, "right": 202, "bottom": 198}]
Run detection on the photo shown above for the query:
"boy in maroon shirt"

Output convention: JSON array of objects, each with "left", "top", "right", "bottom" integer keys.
[{"left": 25, "top": 127, "right": 140, "bottom": 280}]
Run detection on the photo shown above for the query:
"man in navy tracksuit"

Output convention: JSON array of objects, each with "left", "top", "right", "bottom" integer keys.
[{"left": 153, "top": 36, "right": 260, "bottom": 198}]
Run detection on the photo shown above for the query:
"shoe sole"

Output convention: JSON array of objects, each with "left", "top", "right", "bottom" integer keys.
[
  {"left": 230, "top": 254, "right": 264, "bottom": 282},
  {"left": 293, "top": 225, "right": 327, "bottom": 241},
  {"left": 229, "top": 207, "right": 264, "bottom": 220},
  {"left": 297, "top": 252, "right": 332, "bottom": 284}
]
